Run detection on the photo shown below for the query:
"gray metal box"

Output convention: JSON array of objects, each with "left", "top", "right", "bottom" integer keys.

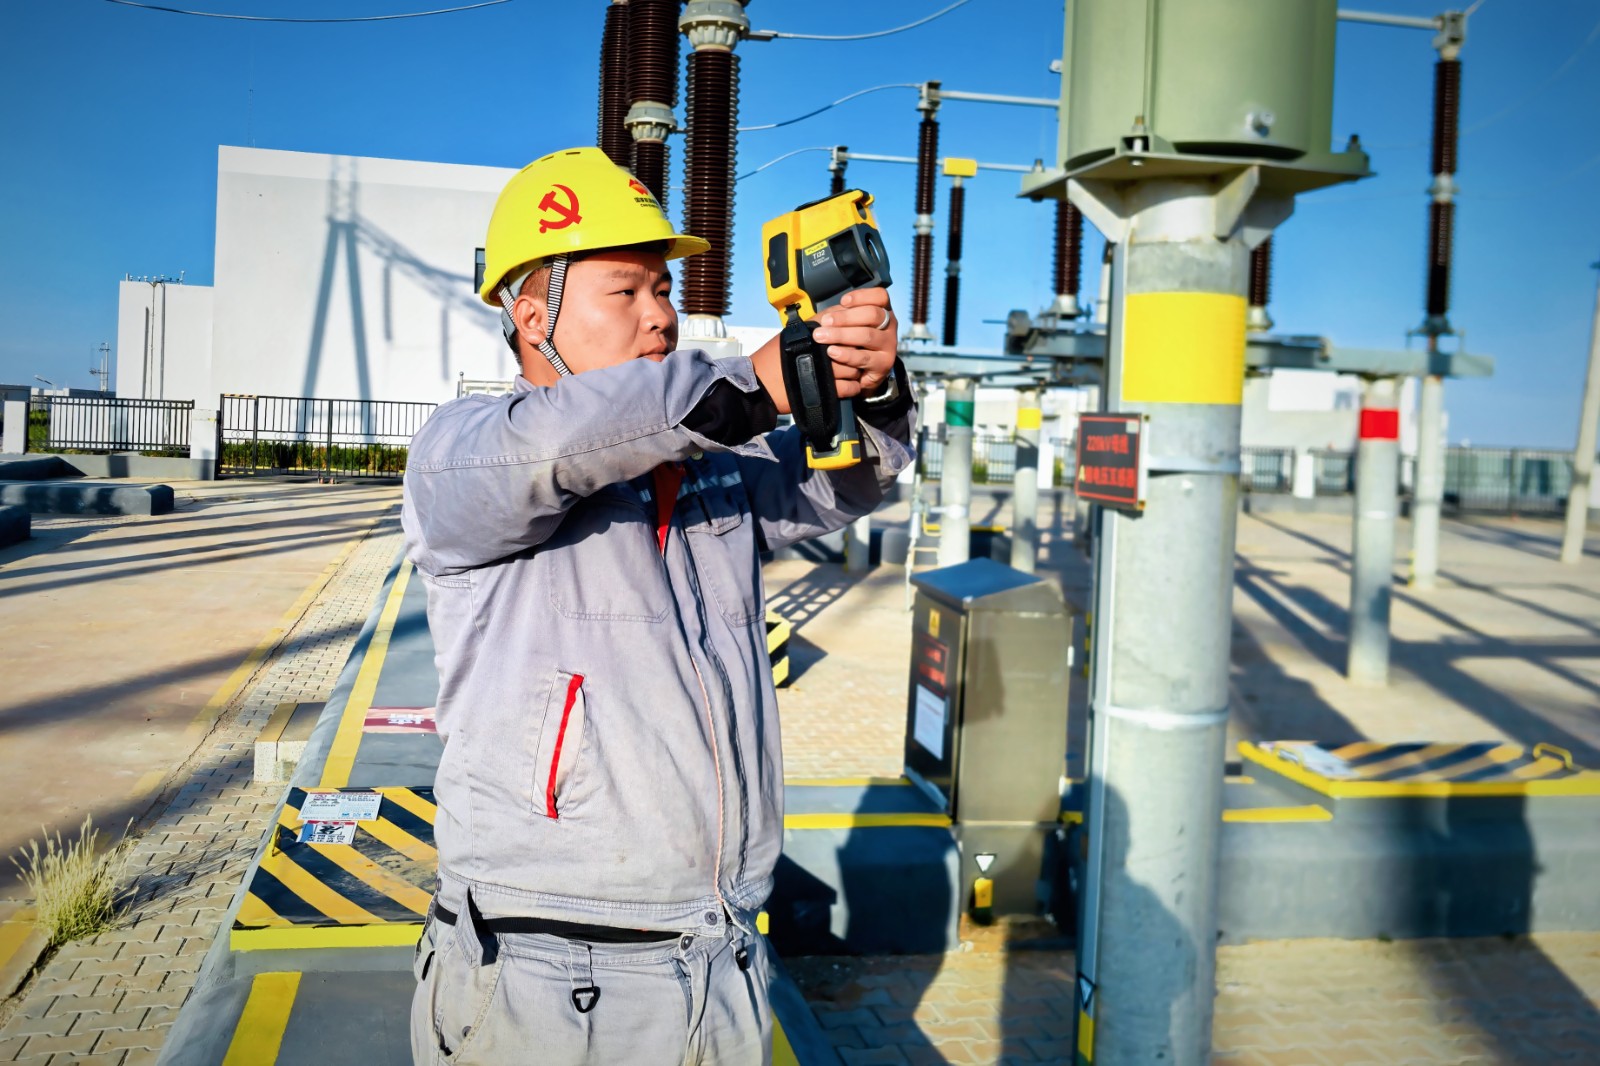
[{"left": 905, "top": 559, "right": 1073, "bottom": 914}]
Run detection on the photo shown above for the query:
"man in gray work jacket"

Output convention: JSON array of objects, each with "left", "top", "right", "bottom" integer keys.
[{"left": 402, "top": 147, "right": 914, "bottom": 1064}]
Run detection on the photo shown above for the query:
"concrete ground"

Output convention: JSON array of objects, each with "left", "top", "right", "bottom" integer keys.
[
  {"left": 0, "top": 476, "right": 1598, "bottom": 1063},
  {"left": 0, "top": 479, "right": 403, "bottom": 1060},
  {"left": 0, "top": 480, "right": 399, "bottom": 899},
  {"left": 770, "top": 492, "right": 1600, "bottom": 1065}
]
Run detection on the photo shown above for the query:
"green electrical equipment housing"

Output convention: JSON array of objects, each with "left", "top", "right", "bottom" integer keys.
[{"left": 1024, "top": 0, "right": 1370, "bottom": 202}]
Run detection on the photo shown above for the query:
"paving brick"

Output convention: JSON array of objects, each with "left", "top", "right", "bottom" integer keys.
[
  {"left": 91, "top": 1029, "right": 163, "bottom": 1054},
  {"left": 67, "top": 1010, "right": 146, "bottom": 1037},
  {"left": 43, "top": 992, "right": 122, "bottom": 1018},
  {"left": 15, "top": 1034, "right": 98, "bottom": 1058},
  {"left": 66, "top": 1053, "right": 129, "bottom": 1065}
]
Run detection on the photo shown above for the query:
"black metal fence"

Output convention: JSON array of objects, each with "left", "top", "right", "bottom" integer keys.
[
  {"left": 220, "top": 394, "right": 437, "bottom": 479},
  {"left": 918, "top": 433, "right": 1023, "bottom": 485},
  {"left": 1444, "top": 447, "right": 1570, "bottom": 516},
  {"left": 25, "top": 395, "right": 192, "bottom": 455},
  {"left": 1241, "top": 448, "right": 1292, "bottom": 494}
]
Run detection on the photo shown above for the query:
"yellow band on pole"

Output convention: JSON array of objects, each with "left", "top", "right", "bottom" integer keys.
[
  {"left": 1017, "top": 408, "right": 1043, "bottom": 430},
  {"left": 1121, "top": 292, "right": 1247, "bottom": 405}
]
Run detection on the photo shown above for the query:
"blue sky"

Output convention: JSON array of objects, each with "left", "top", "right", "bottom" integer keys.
[{"left": 2, "top": 0, "right": 1598, "bottom": 446}]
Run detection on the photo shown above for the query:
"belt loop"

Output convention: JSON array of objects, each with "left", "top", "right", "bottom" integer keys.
[
  {"left": 566, "top": 939, "right": 601, "bottom": 1015},
  {"left": 461, "top": 888, "right": 497, "bottom": 967}
]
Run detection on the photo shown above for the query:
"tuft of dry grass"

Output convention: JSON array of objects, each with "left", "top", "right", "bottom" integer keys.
[{"left": 10, "top": 815, "right": 133, "bottom": 947}]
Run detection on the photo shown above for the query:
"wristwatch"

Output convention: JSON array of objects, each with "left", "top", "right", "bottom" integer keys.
[{"left": 862, "top": 362, "right": 902, "bottom": 406}]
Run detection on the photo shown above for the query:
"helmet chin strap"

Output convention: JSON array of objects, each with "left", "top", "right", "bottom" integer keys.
[{"left": 499, "top": 254, "right": 574, "bottom": 378}]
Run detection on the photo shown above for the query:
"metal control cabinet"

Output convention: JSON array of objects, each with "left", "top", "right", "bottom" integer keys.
[{"left": 905, "top": 558, "right": 1073, "bottom": 916}]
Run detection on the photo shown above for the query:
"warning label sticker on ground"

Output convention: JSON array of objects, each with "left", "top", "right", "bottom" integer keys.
[
  {"left": 297, "top": 821, "right": 358, "bottom": 846},
  {"left": 299, "top": 789, "right": 383, "bottom": 822}
]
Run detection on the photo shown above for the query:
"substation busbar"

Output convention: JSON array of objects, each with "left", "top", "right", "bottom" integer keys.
[{"left": 1020, "top": 2, "right": 1370, "bottom": 1062}]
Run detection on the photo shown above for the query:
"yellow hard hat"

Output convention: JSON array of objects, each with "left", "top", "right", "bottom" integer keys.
[{"left": 479, "top": 146, "right": 710, "bottom": 306}]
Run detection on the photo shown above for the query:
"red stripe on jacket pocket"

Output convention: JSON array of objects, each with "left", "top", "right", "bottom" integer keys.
[{"left": 545, "top": 674, "right": 585, "bottom": 820}]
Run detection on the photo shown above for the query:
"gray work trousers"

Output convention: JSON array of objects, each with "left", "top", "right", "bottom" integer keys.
[{"left": 410, "top": 900, "right": 773, "bottom": 1065}]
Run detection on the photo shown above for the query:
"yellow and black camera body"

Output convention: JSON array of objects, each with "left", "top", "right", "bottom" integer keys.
[{"left": 761, "top": 190, "right": 893, "bottom": 469}]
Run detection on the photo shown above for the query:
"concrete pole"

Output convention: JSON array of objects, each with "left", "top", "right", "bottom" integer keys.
[
  {"left": 1011, "top": 388, "right": 1042, "bottom": 572},
  {"left": 1410, "top": 373, "right": 1446, "bottom": 586},
  {"left": 937, "top": 377, "right": 975, "bottom": 568},
  {"left": 1075, "top": 177, "right": 1267, "bottom": 1065},
  {"left": 1561, "top": 264, "right": 1600, "bottom": 564},
  {"left": 844, "top": 514, "right": 872, "bottom": 574},
  {"left": 1348, "top": 376, "right": 1401, "bottom": 685}
]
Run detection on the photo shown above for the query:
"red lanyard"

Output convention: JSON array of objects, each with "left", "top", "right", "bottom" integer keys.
[{"left": 652, "top": 463, "right": 683, "bottom": 555}]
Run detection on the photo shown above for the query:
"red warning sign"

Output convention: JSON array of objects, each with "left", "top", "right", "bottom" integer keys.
[{"left": 1075, "top": 413, "right": 1146, "bottom": 511}]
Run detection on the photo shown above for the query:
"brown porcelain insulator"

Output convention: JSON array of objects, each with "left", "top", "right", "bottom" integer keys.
[
  {"left": 681, "top": 48, "right": 738, "bottom": 317},
  {"left": 1055, "top": 199, "right": 1082, "bottom": 300},
  {"left": 942, "top": 182, "right": 965, "bottom": 346},
  {"left": 597, "top": 3, "right": 631, "bottom": 167},
  {"left": 626, "top": 0, "right": 679, "bottom": 109},
  {"left": 1249, "top": 236, "right": 1273, "bottom": 310},
  {"left": 1427, "top": 200, "right": 1453, "bottom": 319},
  {"left": 1431, "top": 59, "right": 1461, "bottom": 177},
  {"left": 633, "top": 139, "right": 668, "bottom": 208},
  {"left": 910, "top": 115, "right": 938, "bottom": 330}
]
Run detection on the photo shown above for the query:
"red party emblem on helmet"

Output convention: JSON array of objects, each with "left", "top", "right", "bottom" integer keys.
[
  {"left": 627, "top": 178, "right": 651, "bottom": 197},
  {"left": 537, "top": 184, "right": 582, "bottom": 233}
]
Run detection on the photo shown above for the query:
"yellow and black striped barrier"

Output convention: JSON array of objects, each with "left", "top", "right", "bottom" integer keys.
[
  {"left": 1241, "top": 740, "right": 1600, "bottom": 798},
  {"left": 767, "top": 612, "right": 792, "bottom": 688},
  {"left": 232, "top": 786, "right": 436, "bottom": 951}
]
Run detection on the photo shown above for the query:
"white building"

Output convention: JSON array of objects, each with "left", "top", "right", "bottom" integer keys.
[{"left": 118, "top": 146, "right": 518, "bottom": 405}]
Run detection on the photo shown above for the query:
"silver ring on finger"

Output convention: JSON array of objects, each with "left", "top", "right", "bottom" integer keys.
[{"left": 876, "top": 308, "right": 893, "bottom": 331}]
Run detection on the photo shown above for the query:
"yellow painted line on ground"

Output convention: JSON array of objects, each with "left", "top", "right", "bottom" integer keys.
[
  {"left": 320, "top": 560, "right": 413, "bottom": 788},
  {"left": 1238, "top": 741, "right": 1600, "bottom": 797},
  {"left": 1353, "top": 743, "right": 1459, "bottom": 780},
  {"left": 0, "top": 908, "right": 40, "bottom": 989},
  {"left": 1423, "top": 743, "right": 1522, "bottom": 781},
  {"left": 376, "top": 786, "right": 438, "bottom": 826},
  {"left": 275, "top": 804, "right": 431, "bottom": 916},
  {"left": 258, "top": 849, "right": 383, "bottom": 925},
  {"left": 783, "top": 812, "right": 952, "bottom": 830},
  {"left": 222, "top": 971, "right": 301, "bottom": 1066},
  {"left": 772, "top": 1017, "right": 800, "bottom": 1066},
  {"left": 187, "top": 534, "right": 364, "bottom": 743},
  {"left": 1329, "top": 741, "right": 1389, "bottom": 762},
  {"left": 231, "top": 923, "right": 423, "bottom": 953},
  {"left": 783, "top": 776, "right": 911, "bottom": 788},
  {"left": 360, "top": 815, "right": 438, "bottom": 866},
  {"left": 1223, "top": 805, "right": 1333, "bottom": 823},
  {"left": 235, "top": 892, "right": 290, "bottom": 930}
]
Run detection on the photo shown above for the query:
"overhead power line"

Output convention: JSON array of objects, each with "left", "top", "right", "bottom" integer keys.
[
  {"left": 99, "top": 0, "right": 514, "bottom": 22},
  {"left": 735, "top": 146, "right": 832, "bottom": 183},
  {"left": 739, "top": 84, "right": 919, "bottom": 132},
  {"left": 751, "top": 0, "right": 973, "bottom": 42}
]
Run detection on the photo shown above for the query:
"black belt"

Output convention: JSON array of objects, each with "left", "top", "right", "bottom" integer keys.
[{"left": 432, "top": 903, "right": 680, "bottom": 944}]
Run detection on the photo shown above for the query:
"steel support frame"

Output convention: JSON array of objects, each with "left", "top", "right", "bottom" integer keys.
[{"left": 1071, "top": 171, "right": 1287, "bottom": 1065}]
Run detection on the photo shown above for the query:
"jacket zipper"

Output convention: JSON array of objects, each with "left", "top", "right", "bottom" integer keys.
[{"left": 654, "top": 470, "right": 729, "bottom": 920}]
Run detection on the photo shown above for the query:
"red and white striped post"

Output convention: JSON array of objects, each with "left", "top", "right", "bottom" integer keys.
[{"left": 1348, "top": 376, "right": 1401, "bottom": 685}]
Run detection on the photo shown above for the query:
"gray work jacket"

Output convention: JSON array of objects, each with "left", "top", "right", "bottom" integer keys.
[{"left": 401, "top": 349, "right": 915, "bottom": 937}]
